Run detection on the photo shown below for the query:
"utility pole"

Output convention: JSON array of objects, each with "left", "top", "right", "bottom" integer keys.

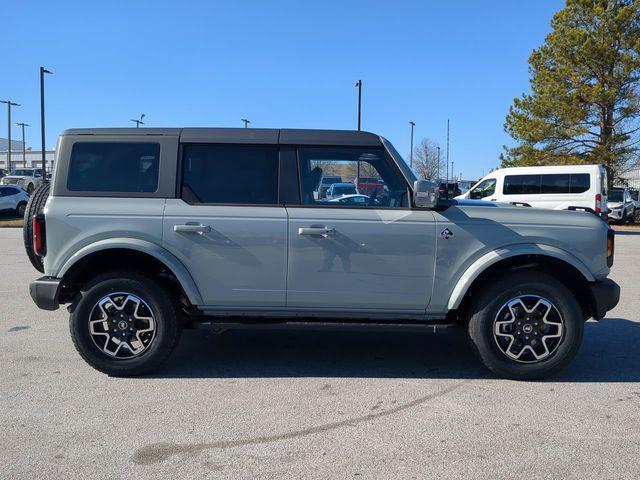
[
  {"left": 355, "top": 80, "right": 362, "bottom": 131},
  {"left": 451, "top": 161, "right": 455, "bottom": 181},
  {"left": 40, "top": 67, "right": 53, "bottom": 178},
  {"left": 446, "top": 119, "right": 450, "bottom": 197},
  {"left": 409, "top": 121, "right": 415, "bottom": 169},
  {"left": 130, "top": 114, "right": 145, "bottom": 128},
  {"left": 436, "top": 146, "right": 441, "bottom": 180},
  {"left": 1, "top": 100, "right": 20, "bottom": 173},
  {"left": 16, "top": 122, "right": 29, "bottom": 166},
  {"left": 241, "top": 118, "right": 250, "bottom": 128}
]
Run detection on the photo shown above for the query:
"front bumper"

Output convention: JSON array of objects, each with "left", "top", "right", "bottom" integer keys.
[
  {"left": 608, "top": 209, "right": 623, "bottom": 220},
  {"left": 29, "top": 276, "right": 61, "bottom": 311},
  {"left": 589, "top": 278, "right": 620, "bottom": 320}
]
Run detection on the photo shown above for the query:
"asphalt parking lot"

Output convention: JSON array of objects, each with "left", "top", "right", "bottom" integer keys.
[{"left": 1, "top": 228, "right": 640, "bottom": 479}]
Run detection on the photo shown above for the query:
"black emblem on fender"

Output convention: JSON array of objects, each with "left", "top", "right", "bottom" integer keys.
[{"left": 440, "top": 228, "right": 454, "bottom": 239}]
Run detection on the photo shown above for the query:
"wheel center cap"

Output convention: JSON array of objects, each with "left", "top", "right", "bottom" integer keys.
[
  {"left": 522, "top": 324, "right": 533, "bottom": 334},
  {"left": 117, "top": 320, "right": 128, "bottom": 330}
]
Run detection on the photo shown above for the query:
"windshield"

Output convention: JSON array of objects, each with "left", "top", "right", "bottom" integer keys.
[
  {"left": 608, "top": 190, "right": 624, "bottom": 202},
  {"left": 381, "top": 137, "right": 417, "bottom": 185},
  {"left": 333, "top": 186, "right": 356, "bottom": 195},
  {"left": 11, "top": 169, "right": 35, "bottom": 176}
]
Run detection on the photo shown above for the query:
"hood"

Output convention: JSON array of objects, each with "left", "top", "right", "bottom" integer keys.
[
  {"left": 454, "top": 199, "right": 512, "bottom": 208},
  {"left": 2, "top": 176, "right": 25, "bottom": 182},
  {"left": 607, "top": 201, "right": 623, "bottom": 209}
]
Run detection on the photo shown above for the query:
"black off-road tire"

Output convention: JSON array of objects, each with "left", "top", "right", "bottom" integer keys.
[
  {"left": 633, "top": 209, "right": 640, "bottom": 224},
  {"left": 467, "top": 271, "right": 583, "bottom": 380},
  {"left": 22, "top": 182, "right": 50, "bottom": 273},
  {"left": 69, "top": 272, "right": 182, "bottom": 376}
]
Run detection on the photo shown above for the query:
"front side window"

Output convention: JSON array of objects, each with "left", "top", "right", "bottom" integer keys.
[
  {"left": 469, "top": 178, "right": 496, "bottom": 199},
  {"left": 181, "top": 144, "right": 278, "bottom": 205},
  {"left": 297, "top": 147, "right": 408, "bottom": 208},
  {"left": 67, "top": 142, "right": 160, "bottom": 192}
]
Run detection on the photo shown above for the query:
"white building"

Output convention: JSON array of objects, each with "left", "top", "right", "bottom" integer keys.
[{"left": 0, "top": 138, "right": 55, "bottom": 172}]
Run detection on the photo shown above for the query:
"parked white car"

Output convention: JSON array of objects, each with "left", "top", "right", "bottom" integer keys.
[
  {"left": 457, "top": 164, "right": 609, "bottom": 217},
  {"left": 607, "top": 188, "right": 634, "bottom": 223},
  {"left": 0, "top": 185, "right": 30, "bottom": 216},
  {"left": 0, "top": 168, "right": 44, "bottom": 194}
]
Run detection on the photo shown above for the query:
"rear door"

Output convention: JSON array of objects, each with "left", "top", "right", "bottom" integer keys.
[
  {"left": 163, "top": 143, "right": 288, "bottom": 308},
  {"left": 286, "top": 146, "right": 436, "bottom": 313}
]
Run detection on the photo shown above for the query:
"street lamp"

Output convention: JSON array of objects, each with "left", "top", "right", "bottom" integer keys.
[
  {"left": 241, "top": 118, "right": 250, "bottom": 128},
  {"left": 354, "top": 80, "right": 362, "bottom": 131},
  {"left": 409, "top": 121, "right": 415, "bottom": 169},
  {"left": 40, "top": 67, "right": 53, "bottom": 178},
  {"left": 1, "top": 100, "right": 20, "bottom": 173},
  {"left": 130, "top": 114, "right": 145, "bottom": 128},
  {"left": 16, "top": 122, "right": 29, "bottom": 166}
]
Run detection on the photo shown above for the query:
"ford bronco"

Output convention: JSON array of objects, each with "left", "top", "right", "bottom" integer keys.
[{"left": 26, "top": 128, "right": 620, "bottom": 379}]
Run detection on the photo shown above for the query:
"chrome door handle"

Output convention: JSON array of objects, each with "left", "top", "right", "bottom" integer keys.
[
  {"left": 173, "top": 224, "right": 211, "bottom": 234},
  {"left": 298, "top": 227, "right": 335, "bottom": 237}
]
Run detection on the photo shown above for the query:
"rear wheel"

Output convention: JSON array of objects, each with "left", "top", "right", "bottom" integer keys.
[
  {"left": 22, "top": 182, "right": 50, "bottom": 272},
  {"left": 467, "top": 271, "right": 583, "bottom": 380},
  {"left": 15, "top": 201, "right": 26, "bottom": 217},
  {"left": 70, "top": 272, "right": 181, "bottom": 376},
  {"left": 26, "top": 183, "right": 35, "bottom": 194}
]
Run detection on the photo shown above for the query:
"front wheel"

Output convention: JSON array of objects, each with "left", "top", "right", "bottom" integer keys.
[
  {"left": 26, "top": 183, "right": 34, "bottom": 194},
  {"left": 15, "top": 201, "right": 26, "bottom": 217},
  {"left": 467, "top": 271, "right": 583, "bottom": 380},
  {"left": 70, "top": 272, "right": 181, "bottom": 376}
]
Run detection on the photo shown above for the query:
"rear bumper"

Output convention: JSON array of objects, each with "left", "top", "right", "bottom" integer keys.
[
  {"left": 589, "top": 278, "right": 620, "bottom": 320},
  {"left": 29, "top": 276, "right": 61, "bottom": 311}
]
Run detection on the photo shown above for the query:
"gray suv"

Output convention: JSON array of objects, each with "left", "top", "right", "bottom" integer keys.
[{"left": 27, "top": 128, "right": 620, "bottom": 379}]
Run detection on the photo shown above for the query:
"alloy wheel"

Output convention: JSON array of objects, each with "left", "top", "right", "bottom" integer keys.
[
  {"left": 88, "top": 292, "right": 156, "bottom": 359},
  {"left": 493, "top": 295, "right": 564, "bottom": 363}
]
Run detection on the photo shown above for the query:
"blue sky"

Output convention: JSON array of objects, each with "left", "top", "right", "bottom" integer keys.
[{"left": 2, "top": 0, "right": 563, "bottom": 178}]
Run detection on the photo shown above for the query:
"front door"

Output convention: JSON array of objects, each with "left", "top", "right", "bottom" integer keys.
[
  {"left": 163, "top": 144, "right": 287, "bottom": 308},
  {"left": 286, "top": 147, "right": 436, "bottom": 313}
]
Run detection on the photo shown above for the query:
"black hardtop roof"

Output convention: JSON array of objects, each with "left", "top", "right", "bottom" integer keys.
[{"left": 61, "top": 127, "right": 382, "bottom": 146}]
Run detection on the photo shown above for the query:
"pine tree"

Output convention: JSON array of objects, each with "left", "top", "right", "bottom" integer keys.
[{"left": 503, "top": 0, "right": 640, "bottom": 186}]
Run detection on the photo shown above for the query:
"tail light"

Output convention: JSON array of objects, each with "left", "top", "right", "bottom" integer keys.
[
  {"left": 33, "top": 214, "right": 47, "bottom": 257},
  {"left": 607, "top": 228, "right": 614, "bottom": 267},
  {"left": 595, "top": 193, "right": 602, "bottom": 214}
]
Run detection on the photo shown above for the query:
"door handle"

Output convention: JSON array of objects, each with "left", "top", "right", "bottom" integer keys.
[
  {"left": 298, "top": 226, "right": 336, "bottom": 237},
  {"left": 173, "top": 224, "right": 211, "bottom": 234}
]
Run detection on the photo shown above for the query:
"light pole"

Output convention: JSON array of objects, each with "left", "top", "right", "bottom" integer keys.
[
  {"left": 446, "top": 119, "right": 450, "bottom": 196},
  {"left": 16, "top": 122, "right": 29, "bottom": 166},
  {"left": 355, "top": 80, "right": 362, "bottom": 131},
  {"left": 1, "top": 100, "right": 20, "bottom": 173},
  {"left": 436, "top": 146, "right": 441, "bottom": 180},
  {"left": 241, "top": 118, "right": 250, "bottom": 128},
  {"left": 409, "top": 121, "right": 415, "bottom": 169},
  {"left": 40, "top": 67, "right": 53, "bottom": 178},
  {"left": 130, "top": 114, "right": 145, "bottom": 128}
]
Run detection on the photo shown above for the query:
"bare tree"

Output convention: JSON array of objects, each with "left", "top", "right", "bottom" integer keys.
[{"left": 412, "top": 138, "right": 441, "bottom": 180}]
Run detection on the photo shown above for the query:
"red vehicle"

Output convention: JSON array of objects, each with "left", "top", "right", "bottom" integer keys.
[{"left": 355, "top": 177, "right": 384, "bottom": 196}]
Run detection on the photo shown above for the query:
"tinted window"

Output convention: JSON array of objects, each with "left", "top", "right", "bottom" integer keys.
[
  {"left": 503, "top": 175, "right": 541, "bottom": 195},
  {"left": 181, "top": 145, "right": 278, "bottom": 204},
  {"left": 540, "top": 174, "right": 570, "bottom": 194},
  {"left": 569, "top": 174, "right": 590, "bottom": 193},
  {"left": 298, "top": 147, "right": 408, "bottom": 208},
  {"left": 608, "top": 190, "right": 624, "bottom": 202},
  {"left": 67, "top": 142, "right": 160, "bottom": 192},
  {"left": 1, "top": 187, "right": 20, "bottom": 196}
]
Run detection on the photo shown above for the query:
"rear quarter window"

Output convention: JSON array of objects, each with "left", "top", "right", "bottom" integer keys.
[{"left": 67, "top": 142, "right": 160, "bottom": 192}]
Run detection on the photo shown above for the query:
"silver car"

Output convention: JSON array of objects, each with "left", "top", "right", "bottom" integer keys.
[
  {"left": 27, "top": 128, "right": 619, "bottom": 379},
  {"left": 0, "top": 185, "right": 30, "bottom": 216}
]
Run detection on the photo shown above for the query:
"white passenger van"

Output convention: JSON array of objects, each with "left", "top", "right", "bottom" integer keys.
[{"left": 457, "top": 165, "right": 608, "bottom": 216}]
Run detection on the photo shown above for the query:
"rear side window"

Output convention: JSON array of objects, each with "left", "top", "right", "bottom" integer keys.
[
  {"left": 569, "top": 174, "right": 590, "bottom": 193},
  {"left": 505, "top": 173, "right": 591, "bottom": 195},
  {"left": 503, "top": 175, "right": 541, "bottom": 195},
  {"left": 67, "top": 142, "right": 160, "bottom": 192},
  {"left": 181, "top": 145, "right": 278, "bottom": 204}
]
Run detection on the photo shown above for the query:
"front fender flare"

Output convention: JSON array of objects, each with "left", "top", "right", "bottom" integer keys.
[
  {"left": 447, "top": 243, "right": 595, "bottom": 311},
  {"left": 57, "top": 238, "right": 203, "bottom": 306}
]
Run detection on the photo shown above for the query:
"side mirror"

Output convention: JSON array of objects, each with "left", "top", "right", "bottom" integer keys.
[{"left": 413, "top": 180, "right": 439, "bottom": 208}]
